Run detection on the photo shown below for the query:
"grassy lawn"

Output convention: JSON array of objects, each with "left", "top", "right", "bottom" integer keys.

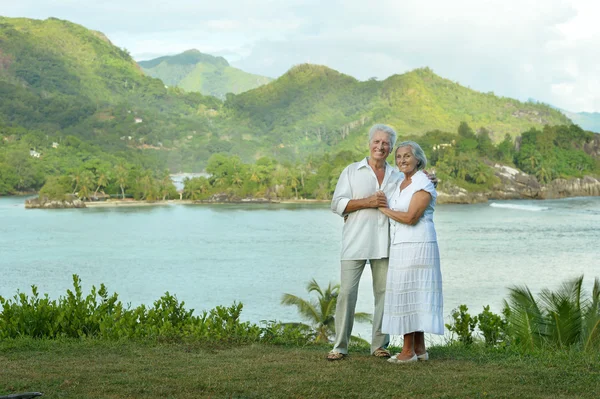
[{"left": 1, "top": 339, "right": 599, "bottom": 398}]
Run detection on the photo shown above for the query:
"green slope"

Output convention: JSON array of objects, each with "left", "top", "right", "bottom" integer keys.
[
  {"left": 0, "top": 17, "right": 221, "bottom": 181},
  {"left": 222, "top": 64, "right": 572, "bottom": 157},
  {"left": 139, "top": 49, "right": 272, "bottom": 99}
]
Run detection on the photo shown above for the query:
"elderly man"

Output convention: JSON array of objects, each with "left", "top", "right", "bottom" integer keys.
[{"left": 327, "top": 123, "right": 402, "bottom": 360}]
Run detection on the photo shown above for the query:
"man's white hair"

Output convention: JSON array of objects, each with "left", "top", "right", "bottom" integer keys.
[{"left": 368, "top": 124, "right": 397, "bottom": 148}]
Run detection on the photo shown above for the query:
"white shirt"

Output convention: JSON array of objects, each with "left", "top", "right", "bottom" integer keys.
[
  {"left": 389, "top": 170, "right": 437, "bottom": 244},
  {"left": 331, "top": 157, "right": 403, "bottom": 260}
]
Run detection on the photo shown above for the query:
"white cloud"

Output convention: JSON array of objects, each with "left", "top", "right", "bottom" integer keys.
[{"left": 2, "top": 0, "right": 599, "bottom": 111}]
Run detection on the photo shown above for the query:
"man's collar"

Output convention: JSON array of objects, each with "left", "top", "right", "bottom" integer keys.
[
  {"left": 357, "top": 157, "right": 393, "bottom": 173},
  {"left": 356, "top": 157, "right": 370, "bottom": 169}
]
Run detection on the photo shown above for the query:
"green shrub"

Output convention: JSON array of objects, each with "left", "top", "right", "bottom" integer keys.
[
  {"left": 446, "top": 304, "right": 478, "bottom": 345},
  {"left": 477, "top": 305, "right": 507, "bottom": 347},
  {"left": 0, "top": 275, "right": 313, "bottom": 346}
]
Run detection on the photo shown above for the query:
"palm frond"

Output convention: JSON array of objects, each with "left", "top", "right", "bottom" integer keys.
[
  {"left": 583, "top": 277, "right": 600, "bottom": 351},
  {"left": 281, "top": 293, "right": 320, "bottom": 324},
  {"left": 349, "top": 334, "right": 370, "bottom": 346},
  {"left": 354, "top": 312, "right": 373, "bottom": 324},
  {"left": 279, "top": 321, "right": 312, "bottom": 331},
  {"left": 504, "top": 285, "right": 548, "bottom": 351},
  {"left": 306, "top": 278, "right": 327, "bottom": 297},
  {"left": 538, "top": 276, "right": 583, "bottom": 348}
]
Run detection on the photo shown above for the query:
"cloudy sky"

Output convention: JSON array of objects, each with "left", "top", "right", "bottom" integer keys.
[{"left": 3, "top": 0, "right": 599, "bottom": 112}]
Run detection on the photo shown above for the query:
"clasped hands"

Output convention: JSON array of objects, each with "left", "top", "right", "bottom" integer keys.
[{"left": 371, "top": 190, "right": 388, "bottom": 209}]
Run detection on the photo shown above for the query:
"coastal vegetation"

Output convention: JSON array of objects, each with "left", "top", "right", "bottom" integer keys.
[
  {"left": 2, "top": 275, "right": 598, "bottom": 351},
  {"left": 179, "top": 121, "right": 599, "bottom": 201},
  {"left": 1, "top": 276, "right": 599, "bottom": 398},
  {"left": 2, "top": 17, "right": 597, "bottom": 201}
]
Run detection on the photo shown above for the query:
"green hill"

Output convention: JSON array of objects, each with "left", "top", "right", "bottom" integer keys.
[
  {"left": 562, "top": 111, "right": 600, "bottom": 133},
  {"left": 0, "top": 17, "right": 221, "bottom": 182},
  {"left": 139, "top": 50, "right": 273, "bottom": 99},
  {"left": 221, "top": 64, "right": 572, "bottom": 157}
]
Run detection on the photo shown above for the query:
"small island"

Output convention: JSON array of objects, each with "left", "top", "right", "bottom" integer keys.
[{"left": 12, "top": 122, "right": 600, "bottom": 209}]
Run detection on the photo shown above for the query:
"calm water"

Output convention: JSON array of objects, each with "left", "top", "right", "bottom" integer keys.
[{"left": 1, "top": 196, "right": 599, "bottom": 342}]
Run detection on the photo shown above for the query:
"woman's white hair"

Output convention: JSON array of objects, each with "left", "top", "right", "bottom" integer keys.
[
  {"left": 368, "top": 124, "right": 397, "bottom": 148},
  {"left": 396, "top": 140, "right": 427, "bottom": 170}
]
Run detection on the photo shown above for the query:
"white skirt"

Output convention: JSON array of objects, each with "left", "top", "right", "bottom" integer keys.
[{"left": 382, "top": 241, "right": 444, "bottom": 336}]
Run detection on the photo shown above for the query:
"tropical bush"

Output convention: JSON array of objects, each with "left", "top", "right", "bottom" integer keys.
[
  {"left": 445, "top": 276, "right": 600, "bottom": 352},
  {"left": 503, "top": 276, "right": 600, "bottom": 352},
  {"left": 446, "top": 304, "right": 479, "bottom": 345},
  {"left": 0, "top": 275, "right": 310, "bottom": 345}
]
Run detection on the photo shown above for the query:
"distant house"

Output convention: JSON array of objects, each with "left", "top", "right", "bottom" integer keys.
[
  {"left": 52, "top": 142, "right": 59, "bottom": 148},
  {"left": 29, "top": 149, "right": 41, "bottom": 158},
  {"left": 432, "top": 143, "right": 453, "bottom": 151},
  {"left": 134, "top": 117, "right": 143, "bottom": 124}
]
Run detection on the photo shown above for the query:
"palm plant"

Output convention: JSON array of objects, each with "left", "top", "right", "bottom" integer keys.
[
  {"left": 281, "top": 279, "right": 371, "bottom": 344},
  {"left": 77, "top": 170, "right": 96, "bottom": 201},
  {"left": 114, "top": 164, "right": 129, "bottom": 199},
  {"left": 94, "top": 171, "right": 110, "bottom": 197},
  {"left": 503, "top": 276, "right": 600, "bottom": 352}
]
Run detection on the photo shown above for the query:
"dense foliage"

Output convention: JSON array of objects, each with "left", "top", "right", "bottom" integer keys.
[
  {"left": 3, "top": 274, "right": 597, "bottom": 355},
  {"left": 445, "top": 276, "right": 600, "bottom": 352},
  {"left": 514, "top": 124, "right": 598, "bottom": 183},
  {"left": 179, "top": 121, "right": 599, "bottom": 201},
  {"left": 0, "top": 275, "right": 311, "bottom": 346}
]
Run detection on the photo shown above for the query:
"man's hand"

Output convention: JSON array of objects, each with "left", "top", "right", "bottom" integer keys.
[
  {"left": 372, "top": 190, "right": 388, "bottom": 208},
  {"left": 344, "top": 191, "right": 388, "bottom": 214},
  {"left": 423, "top": 170, "right": 438, "bottom": 188}
]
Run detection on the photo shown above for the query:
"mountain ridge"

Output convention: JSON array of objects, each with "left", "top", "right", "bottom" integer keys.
[{"left": 138, "top": 49, "right": 272, "bottom": 99}]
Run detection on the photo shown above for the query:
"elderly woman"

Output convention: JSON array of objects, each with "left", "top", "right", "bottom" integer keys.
[{"left": 378, "top": 141, "right": 443, "bottom": 363}]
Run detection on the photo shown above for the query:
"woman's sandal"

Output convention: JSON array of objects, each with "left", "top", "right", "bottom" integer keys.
[
  {"left": 326, "top": 351, "right": 347, "bottom": 361},
  {"left": 372, "top": 347, "right": 391, "bottom": 358}
]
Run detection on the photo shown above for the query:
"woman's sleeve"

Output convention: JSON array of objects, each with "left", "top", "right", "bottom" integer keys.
[{"left": 418, "top": 173, "right": 437, "bottom": 202}]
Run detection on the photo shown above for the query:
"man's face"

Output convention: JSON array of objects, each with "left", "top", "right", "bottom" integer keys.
[{"left": 369, "top": 130, "right": 392, "bottom": 161}]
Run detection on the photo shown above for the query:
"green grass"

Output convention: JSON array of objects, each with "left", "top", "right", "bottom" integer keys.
[{"left": 2, "top": 339, "right": 599, "bottom": 398}]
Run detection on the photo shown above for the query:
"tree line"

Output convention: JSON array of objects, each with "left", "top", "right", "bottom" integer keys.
[{"left": 182, "top": 122, "right": 599, "bottom": 201}]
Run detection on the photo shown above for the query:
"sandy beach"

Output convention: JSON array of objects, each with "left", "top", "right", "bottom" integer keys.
[{"left": 83, "top": 199, "right": 329, "bottom": 208}]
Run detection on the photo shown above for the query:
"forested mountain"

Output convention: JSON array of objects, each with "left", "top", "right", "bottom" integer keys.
[
  {"left": 0, "top": 16, "right": 594, "bottom": 198},
  {"left": 562, "top": 111, "right": 600, "bottom": 133},
  {"left": 0, "top": 16, "right": 221, "bottom": 194},
  {"left": 138, "top": 49, "right": 272, "bottom": 99},
  {"left": 220, "top": 64, "right": 571, "bottom": 159}
]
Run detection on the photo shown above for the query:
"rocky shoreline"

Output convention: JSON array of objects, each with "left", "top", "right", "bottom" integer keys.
[
  {"left": 437, "top": 164, "right": 600, "bottom": 204},
  {"left": 25, "top": 197, "right": 86, "bottom": 209}
]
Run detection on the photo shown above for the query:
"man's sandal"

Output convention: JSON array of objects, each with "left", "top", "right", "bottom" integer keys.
[
  {"left": 372, "top": 347, "right": 391, "bottom": 358},
  {"left": 326, "top": 351, "right": 347, "bottom": 361}
]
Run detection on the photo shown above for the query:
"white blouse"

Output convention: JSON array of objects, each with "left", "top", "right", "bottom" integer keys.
[{"left": 389, "top": 170, "right": 438, "bottom": 244}]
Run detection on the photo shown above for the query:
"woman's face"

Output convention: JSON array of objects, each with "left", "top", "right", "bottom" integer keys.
[{"left": 396, "top": 146, "right": 419, "bottom": 175}]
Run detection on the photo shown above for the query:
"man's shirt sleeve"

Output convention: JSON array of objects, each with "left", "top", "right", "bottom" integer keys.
[{"left": 331, "top": 166, "right": 351, "bottom": 216}]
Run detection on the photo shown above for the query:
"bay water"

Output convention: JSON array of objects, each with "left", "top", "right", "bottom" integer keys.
[{"left": 1, "top": 196, "right": 598, "bottom": 343}]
